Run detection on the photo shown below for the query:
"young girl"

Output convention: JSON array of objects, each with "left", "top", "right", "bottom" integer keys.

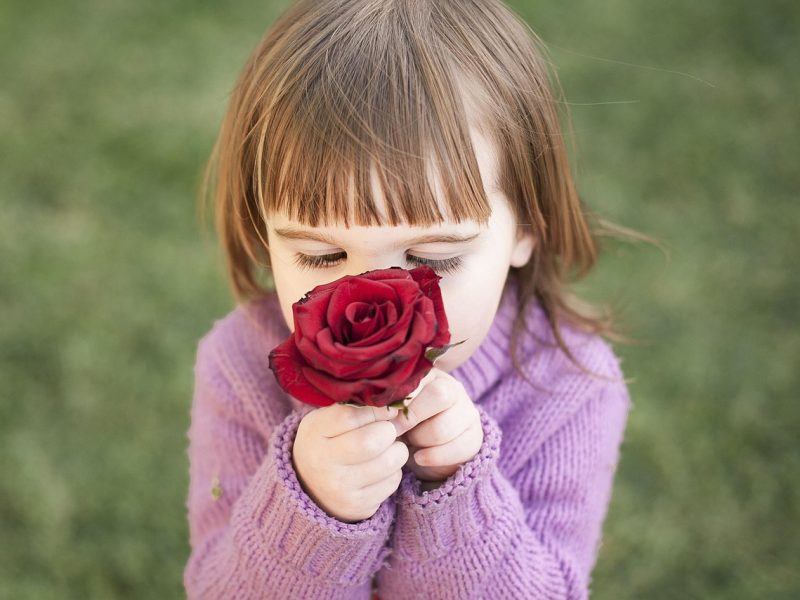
[{"left": 185, "top": 1, "right": 635, "bottom": 598}]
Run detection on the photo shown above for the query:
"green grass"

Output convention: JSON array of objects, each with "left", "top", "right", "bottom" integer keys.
[{"left": 1, "top": 0, "right": 797, "bottom": 598}]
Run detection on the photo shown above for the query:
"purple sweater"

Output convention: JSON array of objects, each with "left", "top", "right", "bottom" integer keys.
[{"left": 183, "top": 277, "right": 631, "bottom": 599}]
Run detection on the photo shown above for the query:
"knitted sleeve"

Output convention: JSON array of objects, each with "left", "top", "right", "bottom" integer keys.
[
  {"left": 376, "top": 357, "right": 631, "bottom": 600},
  {"left": 183, "top": 331, "right": 395, "bottom": 599}
]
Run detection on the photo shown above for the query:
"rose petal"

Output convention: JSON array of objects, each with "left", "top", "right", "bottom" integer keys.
[
  {"left": 383, "top": 298, "right": 437, "bottom": 357},
  {"left": 381, "top": 299, "right": 398, "bottom": 324},
  {"left": 370, "top": 353, "right": 434, "bottom": 405},
  {"left": 300, "top": 366, "right": 380, "bottom": 404},
  {"left": 410, "top": 266, "right": 450, "bottom": 347},
  {"left": 345, "top": 301, "right": 374, "bottom": 322},
  {"left": 359, "top": 266, "right": 413, "bottom": 283},
  {"left": 298, "top": 333, "right": 405, "bottom": 379},
  {"left": 293, "top": 286, "right": 336, "bottom": 343},
  {"left": 318, "top": 323, "right": 409, "bottom": 362},
  {"left": 346, "top": 298, "right": 411, "bottom": 348},
  {"left": 412, "top": 296, "right": 437, "bottom": 344},
  {"left": 267, "top": 336, "right": 337, "bottom": 407},
  {"left": 326, "top": 279, "right": 398, "bottom": 342},
  {"left": 345, "top": 300, "right": 390, "bottom": 341},
  {"left": 300, "top": 347, "right": 433, "bottom": 407}
]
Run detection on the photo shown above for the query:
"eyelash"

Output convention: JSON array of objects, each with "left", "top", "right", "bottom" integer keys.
[{"left": 293, "top": 252, "right": 464, "bottom": 274}]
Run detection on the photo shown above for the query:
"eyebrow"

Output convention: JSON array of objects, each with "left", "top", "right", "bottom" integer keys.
[{"left": 272, "top": 226, "right": 481, "bottom": 247}]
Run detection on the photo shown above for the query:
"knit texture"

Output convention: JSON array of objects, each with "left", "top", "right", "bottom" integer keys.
[{"left": 184, "top": 276, "right": 631, "bottom": 599}]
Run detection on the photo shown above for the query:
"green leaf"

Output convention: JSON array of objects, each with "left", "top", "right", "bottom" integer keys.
[{"left": 424, "top": 338, "right": 468, "bottom": 362}]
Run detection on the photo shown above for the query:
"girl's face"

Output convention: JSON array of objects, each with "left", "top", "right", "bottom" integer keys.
[{"left": 265, "top": 127, "right": 535, "bottom": 373}]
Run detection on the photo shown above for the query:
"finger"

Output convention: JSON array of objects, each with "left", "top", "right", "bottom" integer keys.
[
  {"left": 317, "top": 402, "right": 399, "bottom": 438},
  {"left": 390, "top": 369, "right": 460, "bottom": 436},
  {"left": 354, "top": 440, "right": 409, "bottom": 485},
  {"left": 332, "top": 420, "right": 399, "bottom": 465},
  {"left": 355, "top": 463, "right": 405, "bottom": 509},
  {"left": 413, "top": 421, "right": 483, "bottom": 467},
  {"left": 403, "top": 401, "right": 473, "bottom": 448}
]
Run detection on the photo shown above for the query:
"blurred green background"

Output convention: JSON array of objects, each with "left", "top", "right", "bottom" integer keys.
[{"left": 1, "top": 0, "right": 797, "bottom": 598}]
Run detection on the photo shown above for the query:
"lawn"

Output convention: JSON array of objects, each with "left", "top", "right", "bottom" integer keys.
[{"left": 1, "top": 0, "right": 797, "bottom": 597}]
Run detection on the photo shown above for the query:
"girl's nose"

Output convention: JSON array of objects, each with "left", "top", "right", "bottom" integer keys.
[{"left": 343, "top": 256, "right": 406, "bottom": 276}]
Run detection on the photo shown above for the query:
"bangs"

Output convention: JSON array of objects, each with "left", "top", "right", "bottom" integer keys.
[{"left": 251, "top": 4, "right": 493, "bottom": 229}]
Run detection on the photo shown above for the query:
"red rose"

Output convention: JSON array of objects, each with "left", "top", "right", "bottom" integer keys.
[{"left": 268, "top": 265, "right": 453, "bottom": 409}]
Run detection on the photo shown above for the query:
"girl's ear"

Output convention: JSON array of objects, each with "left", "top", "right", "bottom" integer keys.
[{"left": 510, "top": 226, "right": 535, "bottom": 268}]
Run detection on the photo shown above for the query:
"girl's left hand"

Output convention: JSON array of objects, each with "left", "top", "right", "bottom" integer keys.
[{"left": 389, "top": 367, "right": 484, "bottom": 485}]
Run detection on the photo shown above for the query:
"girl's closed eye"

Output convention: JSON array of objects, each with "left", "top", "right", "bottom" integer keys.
[{"left": 293, "top": 252, "right": 464, "bottom": 275}]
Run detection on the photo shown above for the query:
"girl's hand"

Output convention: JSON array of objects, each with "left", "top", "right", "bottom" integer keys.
[
  {"left": 389, "top": 368, "right": 483, "bottom": 486},
  {"left": 293, "top": 403, "right": 408, "bottom": 523}
]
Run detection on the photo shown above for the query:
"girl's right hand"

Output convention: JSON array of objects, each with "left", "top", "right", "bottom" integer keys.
[{"left": 292, "top": 403, "right": 408, "bottom": 523}]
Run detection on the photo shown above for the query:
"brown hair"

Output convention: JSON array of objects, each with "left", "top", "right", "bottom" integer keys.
[{"left": 198, "top": 0, "right": 658, "bottom": 384}]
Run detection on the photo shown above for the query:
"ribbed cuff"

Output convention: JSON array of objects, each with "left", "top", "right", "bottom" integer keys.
[
  {"left": 233, "top": 410, "right": 395, "bottom": 587},
  {"left": 392, "top": 403, "right": 505, "bottom": 562}
]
